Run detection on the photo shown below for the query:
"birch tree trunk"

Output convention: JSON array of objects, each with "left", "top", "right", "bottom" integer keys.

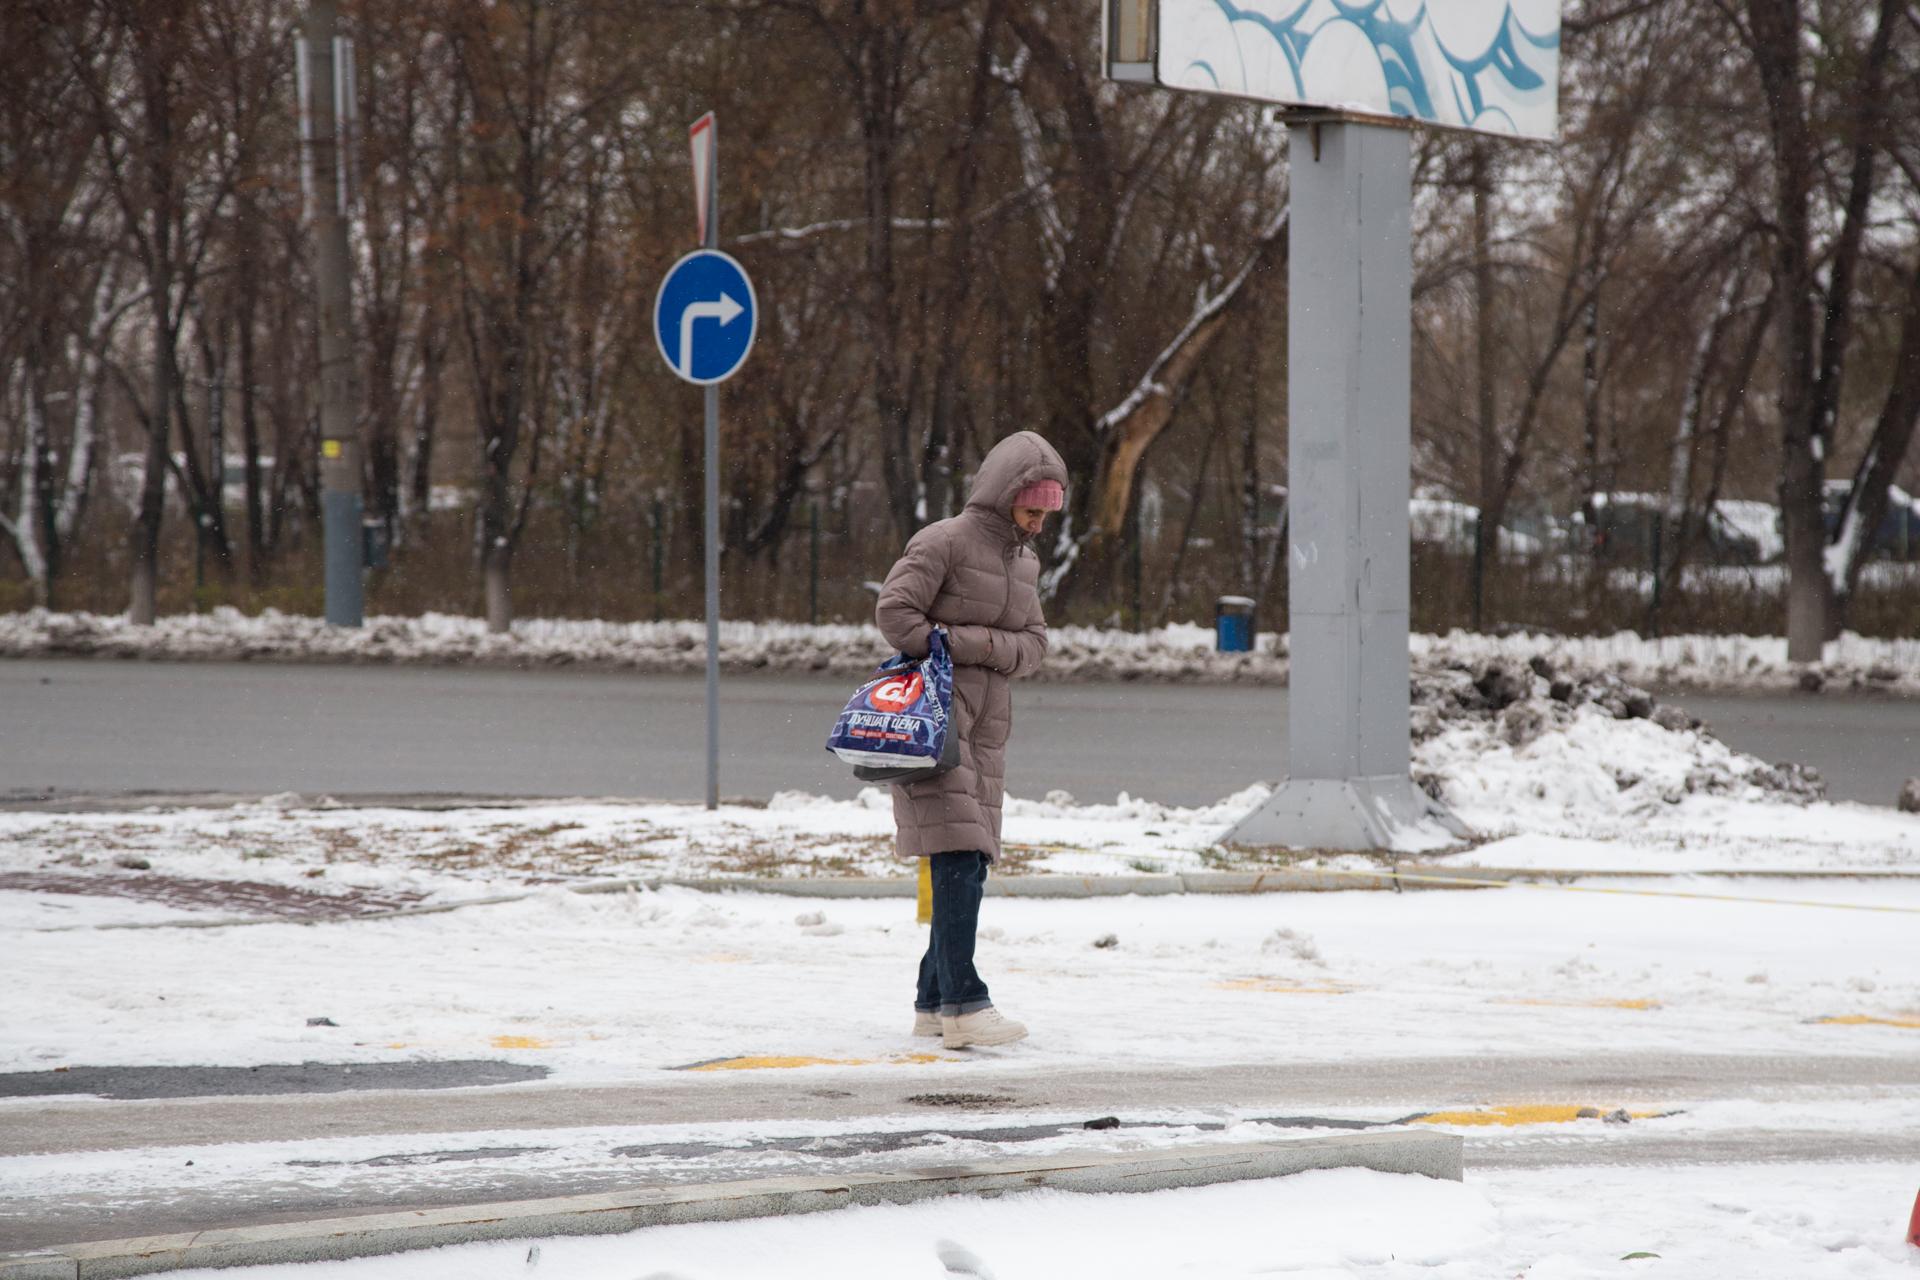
[
  {"left": 1742, "top": 0, "right": 1900, "bottom": 660},
  {"left": 1470, "top": 144, "right": 1497, "bottom": 631},
  {"left": 1652, "top": 256, "right": 1743, "bottom": 632}
]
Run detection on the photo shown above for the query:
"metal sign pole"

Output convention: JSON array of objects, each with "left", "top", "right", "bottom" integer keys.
[
  {"left": 658, "top": 115, "right": 752, "bottom": 812},
  {"left": 698, "top": 115, "right": 721, "bottom": 812},
  {"left": 704, "top": 384, "right": 719, "bottom": 811}
]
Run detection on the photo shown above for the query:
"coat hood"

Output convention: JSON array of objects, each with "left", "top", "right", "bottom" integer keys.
[{"left": 965, "top": 432, "right": 1069, "bottom": 525}]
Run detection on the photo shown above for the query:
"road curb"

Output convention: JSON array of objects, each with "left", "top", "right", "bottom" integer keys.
[
  {"left": 47, "top": 865, "right": 1920, "bottom": 933},
  {"left": 0, "top": 1132, "right": 1460, "bottom": 1278},
  {"left": 652, "top": 866, "right": 1920, "bottom": 901}
]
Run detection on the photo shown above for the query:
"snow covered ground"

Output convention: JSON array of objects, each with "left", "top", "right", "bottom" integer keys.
[
  {"left": 1607, "top": 558, "right": 1920, "bottom": 598},
  {"left": 6, "top": 875, "right": 1918, "bottom": 1273},
  {"left": 143, "top": 1163, "right": 1920, "bottom": 1280},
  {"left": 7, "top": 616, "right": 1918, "bottom": 1273},
  {"left": 8, "top": 812, "right": 1918, "bottom": 1271},
  {"left": 3, "top": 665, "right": 1913, "bottom": 904},
  {"left": 2, "top": 766, "right": 1915, "bottom": 916},
  {"left": 8, "top": 872, "right": 1917, "bottom": 1084},
  {"left": 5, "top": 607, "right": 1919, "bottom": 694}
]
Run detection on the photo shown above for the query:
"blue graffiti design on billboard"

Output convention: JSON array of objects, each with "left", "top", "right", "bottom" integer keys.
[{"left": 1159, "top": 0, "right": 1559, "bottom": 139}]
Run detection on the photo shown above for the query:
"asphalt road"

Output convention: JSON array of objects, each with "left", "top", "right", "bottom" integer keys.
[
  {"left": 3, "top": 659, "right": 1913, "bottom": 806},
  {"left": 5, "top": 1053, "right": 1915, "bottom": 1251}
]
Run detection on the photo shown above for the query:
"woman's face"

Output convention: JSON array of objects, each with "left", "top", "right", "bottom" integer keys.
[{"left": 1012, "top": 505, "right": 1050, "bottom": 536}]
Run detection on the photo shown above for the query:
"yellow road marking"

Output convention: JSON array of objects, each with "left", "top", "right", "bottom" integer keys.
[
  {"left": 683, "top": 1053, "right": 944, "bottom": 1072},
  {"left": 1214, "top": 977, "right": 1353, "bottom": 995},
  {"left": 490, "top": 1035, "right": 554, "bottom": 1050},
  {"left": 1497, "top": 997, "right": 1662, "bottom": 1010},
  {"left": 1409, "top": 1104, "right": 1663, "bottom": 1127},
  {"left": 1811, "top": 1014, "right": 1920, "bottom": 1029}
]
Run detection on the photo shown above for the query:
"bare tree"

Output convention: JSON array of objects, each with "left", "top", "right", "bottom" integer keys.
[
  {"left": 441, "top": 0, "right": 641, "bottom": 631},
  {"left": 1729, "top": 0, "right": 1907, "bottom": 658},
  {"left": 0, "top": 14, "right": 118, "bottom": 607},
  {"left": 52, "top": 0, "right": 259, "bottom": 620}
]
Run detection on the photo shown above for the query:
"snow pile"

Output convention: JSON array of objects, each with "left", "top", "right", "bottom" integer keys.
[
  {"left": 1413, "top": 654, "right": 1824, "bottom": 817},
  {"left": 7, "top": 607, "right": 1918, "bottom": 693},
  {"left": 184, "top": 1164, "right": 1917, "bottom": 1280},
  {"left": 0, "top": 608, "right": 1284, "bottom": 684},
  {"left": 1414, "top": 627, "right": 1920, "bottom": 696},
  {"left": 2, "top": 608, "right": 883, "bottom": 675},
  {"left": 1400, "top": 655, "right": 1920, "bottom": 864},
  {"left": 1605, "top": 560, "right": 1920, "bottom": 599}
]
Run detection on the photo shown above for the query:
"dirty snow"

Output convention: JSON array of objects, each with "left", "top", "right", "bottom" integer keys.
[
  {"left": 14, "top": 1093, "right": 1920, "bottom": 1228},
  {"left": 134, "top": 1163, "right": 1920, "bottom": 1280},
  {"left": 5, "top": 608, "right": 1919, "bottom": 694},
  {"left": 4, "top": 654, "right": 1912, "bottom": 905}
]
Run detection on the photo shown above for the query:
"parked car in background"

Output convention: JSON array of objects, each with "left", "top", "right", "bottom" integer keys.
[
  {"left": 1572, "top": 492, "right": 1773, "bottom": 567},
  {"left": 1407, "top": 497, "right": 1544, "bottom": 557},
  {"left": 1822, "top": 480, "right": 1920, "bottom": 562}
]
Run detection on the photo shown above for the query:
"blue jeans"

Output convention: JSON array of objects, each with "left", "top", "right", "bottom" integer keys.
[{"left": 914, "top": 851, "right": 992, "bottom": 1017}]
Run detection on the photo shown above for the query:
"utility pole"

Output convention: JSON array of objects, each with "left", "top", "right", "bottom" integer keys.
[{"left": 298, "top": 1, "right": 363, "bottom": 627}]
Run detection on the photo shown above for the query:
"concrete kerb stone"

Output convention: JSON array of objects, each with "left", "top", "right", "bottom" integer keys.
[
  {"left": 993, "top": 873, "right": 1185, "bottom": 898},
  {"left": 660, "top": 867, "right": 1920, "bottom": 900},
  {"left": 0, "top": 1132, "right": 1461, "bottom": 1279},
  {"left": 47, "top": 865, "right": 1920, "bottom": 933},
  {"left": 0, "top": 1259, "right": 74, "bottom": 1280}
]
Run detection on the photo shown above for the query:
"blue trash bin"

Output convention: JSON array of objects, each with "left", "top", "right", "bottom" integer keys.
[{"left": 1215, "top": 595, "right": 1255, "bottom": 652}]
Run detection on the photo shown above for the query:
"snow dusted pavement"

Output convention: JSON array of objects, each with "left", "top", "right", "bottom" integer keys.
[
  {"left": 5, "top": 636, "right": 1918, "bottom": 1273},
  {"left": 4, "top": 872, "right": 1918, "bottom": 1257},
  {"left": 125, "top": 1163, "right": 1918, "bottom": 1280},
  {"left": 10, "top": 881, "right": 1917, "bottom": 1090}
]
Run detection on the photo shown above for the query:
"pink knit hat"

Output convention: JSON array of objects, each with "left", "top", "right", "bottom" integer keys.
[{"left": 1011, "top": 478, "right": 1065, "bottom": 511}]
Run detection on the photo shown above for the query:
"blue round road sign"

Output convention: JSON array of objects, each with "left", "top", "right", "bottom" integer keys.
[{"left": 654, "top": 250, "right": 757, "bottom": 386}]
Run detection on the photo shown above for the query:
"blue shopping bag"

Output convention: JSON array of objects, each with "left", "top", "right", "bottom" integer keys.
[{"left": 826, "top": 629, "right": 959, "bottom": 782}]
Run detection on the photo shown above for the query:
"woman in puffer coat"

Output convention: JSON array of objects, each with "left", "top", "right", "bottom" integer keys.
[{"left": 875, "top": 430, "right": 1068, "bottom": 1049}]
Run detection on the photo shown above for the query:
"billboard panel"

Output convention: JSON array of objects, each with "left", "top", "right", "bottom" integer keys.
[{"left": 1112, "top": 0, "right": 1560, "bottom": 140}]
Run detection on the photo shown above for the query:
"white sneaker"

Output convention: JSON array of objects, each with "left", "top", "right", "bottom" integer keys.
[
  {"left": 913, "top": 1010, "right": 941, "bottom": 1038},
  {"left": 942, "top": 1007, "right": 1027, "bottom": 1049}
]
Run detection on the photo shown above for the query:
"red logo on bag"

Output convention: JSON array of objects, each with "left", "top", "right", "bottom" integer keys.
[{"left": 868, "top": 673, "right": 923, "bottom": 714}]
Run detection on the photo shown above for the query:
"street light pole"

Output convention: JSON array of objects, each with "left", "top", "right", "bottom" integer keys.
[{"left": 299, "top": 1, "right": 363, "bottom": 628}]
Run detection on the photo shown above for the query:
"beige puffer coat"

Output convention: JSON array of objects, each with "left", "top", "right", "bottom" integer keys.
[{"left": 875, "top": 431, "right": 1068, "bottom": 862}]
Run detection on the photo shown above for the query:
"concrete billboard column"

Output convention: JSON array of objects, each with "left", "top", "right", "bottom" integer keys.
[{"left": 1225, "top": 122, "right": 1464, "bottom": 851}]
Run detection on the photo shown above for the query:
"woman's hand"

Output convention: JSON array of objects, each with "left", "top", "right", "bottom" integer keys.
[{"left": 942, "top": 623, "right": 1033, "bottom": 674}]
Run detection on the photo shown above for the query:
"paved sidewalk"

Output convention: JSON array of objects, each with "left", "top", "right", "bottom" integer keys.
[
  {"left": 0, "top": 1134, "right": 1463, "bottom": 1278},
  {"left": 13, "top": 1053, "right": 1915, "bottom": 1160},
  {"left": 5, "top": 1054, "right": 1915, "bottom": 1258}
]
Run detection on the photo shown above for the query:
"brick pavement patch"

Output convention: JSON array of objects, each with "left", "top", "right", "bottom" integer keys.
[{"left": 0, "top": 870, "right": 424, "bottom": 920}]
